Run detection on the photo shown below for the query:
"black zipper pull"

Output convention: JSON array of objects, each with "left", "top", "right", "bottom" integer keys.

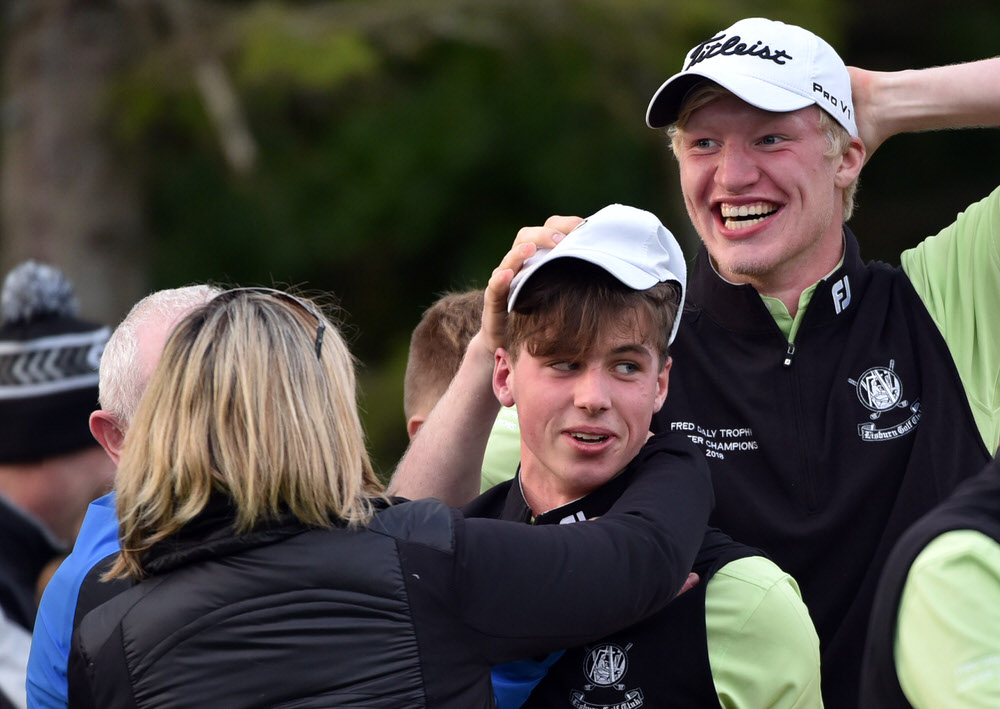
[{"left": 782, "top": 342, "right": 796, "bottom": 368}]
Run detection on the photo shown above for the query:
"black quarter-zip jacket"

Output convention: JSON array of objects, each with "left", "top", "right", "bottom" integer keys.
[
  {"left": 652, "top": 228, "right": 991, "bottom": 708},
  {"left": 463, "top": 435, "right": 759, "bottom": 709}
]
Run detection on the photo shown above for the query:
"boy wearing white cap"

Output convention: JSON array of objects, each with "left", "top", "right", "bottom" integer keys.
[
  {"left": 461, "top": 204, "right": 821, "bottom": 708},
  {"left": 392, "top": 19, "right": 1000, "bottom": 708}
]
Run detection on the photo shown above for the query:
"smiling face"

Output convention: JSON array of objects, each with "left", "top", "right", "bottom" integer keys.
[
  {"left": 494, "top": 324, "right": 670, "bottom": 514},
  {"left": 674, "top": 94, "right": 863, "bottom": 296}
]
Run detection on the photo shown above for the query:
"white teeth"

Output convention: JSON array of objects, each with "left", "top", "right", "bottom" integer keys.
[
  {"left": 720, "top": 202, "right": 777, "bottom": 219},
  {"left": 724, "top": 216, "right": 769, "bottom": 231},
  {"left": 720, "top": 202, "right": 778, "bottom": 231},
  {"left": 571, "top": 433, "right": 608, "bottom": 443}
]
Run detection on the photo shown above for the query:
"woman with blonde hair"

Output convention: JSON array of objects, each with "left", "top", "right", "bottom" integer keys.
[{"left": 67, "top": 288, "right": 712, "bottom": 708}]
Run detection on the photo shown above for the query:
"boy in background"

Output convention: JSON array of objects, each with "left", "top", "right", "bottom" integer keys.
[{"left": 404, "top": 289, "right": 519, "bottom": 492}]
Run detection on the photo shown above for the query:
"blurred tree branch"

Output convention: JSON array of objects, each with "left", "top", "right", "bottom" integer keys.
[
  {"left": 0, "top": 0, "right": 149, "bottom": 322},
  {"left": 155, "top": 0, "right": 257, "bottom": 174}
]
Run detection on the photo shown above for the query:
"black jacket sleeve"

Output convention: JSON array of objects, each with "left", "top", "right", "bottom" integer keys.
[{"left": 437, "top": 433, "right": 712, "bottom": 663}]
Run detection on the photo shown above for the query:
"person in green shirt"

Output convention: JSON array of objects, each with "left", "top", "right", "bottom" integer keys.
[
  {"left": 862, "top": 456, "right": 1000, "bottom": 708},
  {"left": 896, "top": 531, "right": 1000, "bottom": 708}
]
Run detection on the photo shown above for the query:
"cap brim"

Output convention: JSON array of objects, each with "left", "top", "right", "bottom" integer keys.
[
  {"left": 646, "top": 73, "right": 702, "bottom": 128},
  {"left": 508, "top": 247, "right": 676, "bottom": 313},
  {"left": 647, "top": 70, "right": 813, "bottom": 128}
]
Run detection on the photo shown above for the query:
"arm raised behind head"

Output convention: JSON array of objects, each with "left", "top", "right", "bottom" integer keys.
[
  {"left": 850, "top": 57, "right": 1000, "bottom": 163},
  {"left": 389, "top": 217, "right": 579, "bottom": 505}
]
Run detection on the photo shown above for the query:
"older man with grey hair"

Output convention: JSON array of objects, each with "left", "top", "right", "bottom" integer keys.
[{"left": 26, "top": 285, "right": 219, "bottom": 709}]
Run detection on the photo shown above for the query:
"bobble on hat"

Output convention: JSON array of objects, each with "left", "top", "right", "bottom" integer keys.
[
  {"left": 1, "top": 260, "right": 80, "bottom": 325},
  {"left": 0, "top": 261, "right": 110, "bottom": 463}
]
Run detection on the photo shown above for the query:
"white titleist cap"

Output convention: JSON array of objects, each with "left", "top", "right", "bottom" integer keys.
[
  {"left": 507, "top": 204, "right": 687, "bottom": 344},
  {"left": 646, "top": 17, "right": 857, "bottom": 137}
]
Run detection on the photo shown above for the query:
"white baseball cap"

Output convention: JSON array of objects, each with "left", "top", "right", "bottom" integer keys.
[
  {"left": 507, "top": 204, "right": 687, "bottom": 344},
  {"left": 646, "top": 17, "right": 857, "bottom": 137}
]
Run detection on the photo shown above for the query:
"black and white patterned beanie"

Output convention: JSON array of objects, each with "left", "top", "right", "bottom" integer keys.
[{"left": 0, "top": 261, "right": 109, "bottom": 462}]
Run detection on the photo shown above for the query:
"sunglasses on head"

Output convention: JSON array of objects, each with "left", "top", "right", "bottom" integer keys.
[{"left": 217, "top": 287, "right": 326, "bottom": 359}]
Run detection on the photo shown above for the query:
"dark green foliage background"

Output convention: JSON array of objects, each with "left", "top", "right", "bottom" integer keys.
[{"left": 107, "top": 0, "right": 1000, "bottom": 478}]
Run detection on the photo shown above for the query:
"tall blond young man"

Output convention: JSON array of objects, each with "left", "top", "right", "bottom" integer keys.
[{"left": 392, "top": 19, "right": 1000, "bottom": 708}]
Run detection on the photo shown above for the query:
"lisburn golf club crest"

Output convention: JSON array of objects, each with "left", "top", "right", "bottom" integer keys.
[
  {"left": 848, "top": 359, "right": 907, "bottom": 419},
  {"left": 570, "top": 642, "right": 645, "bottom": 709},
  {"left": 584, "top": 643, "right": 631, "bottom": 690},
  {"left": 847, "top": 359, "right": 921, "bottom": 442}
]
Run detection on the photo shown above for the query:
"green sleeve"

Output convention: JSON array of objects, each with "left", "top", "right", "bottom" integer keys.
[
  {"left": 895, "top": 530, "right": 1000, "bottom": 709},
  {"left": 705, "top": 556, "right": 824, "bottom": 708},
  {"left": 480, "top": 405, "right": 521, "bottom": 492},
  {"left": 901, "top": 186, "right": 1000, "bottom": 453}
]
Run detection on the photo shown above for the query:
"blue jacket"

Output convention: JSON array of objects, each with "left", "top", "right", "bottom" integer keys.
[{"left": 26, "top": 493, "right": 118, "bottom": 709}]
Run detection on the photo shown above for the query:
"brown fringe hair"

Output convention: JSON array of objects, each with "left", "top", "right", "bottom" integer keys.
[{"left": 506, "top": 260, "right": 680, "bottom": 367}]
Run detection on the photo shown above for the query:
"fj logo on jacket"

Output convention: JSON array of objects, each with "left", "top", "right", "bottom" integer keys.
[{"left": 831, "top": 275, "right": 851, "bottom": 314}]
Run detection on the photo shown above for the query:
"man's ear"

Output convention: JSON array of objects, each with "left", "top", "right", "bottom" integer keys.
[
  {"left": 653, "top": 356, "right": 672, "bottom": 413},
  {"left": 406, "top": 415, "right": 426, "bottom": 440},
  {"left": 835, "top": 136, "right": 865, "bottom": 187},
  {"left": 493, "top": 347, "right": 516, "bottom": 407},
  {"left": 89, "top": 411, "right": 125, "bottom": 467}
]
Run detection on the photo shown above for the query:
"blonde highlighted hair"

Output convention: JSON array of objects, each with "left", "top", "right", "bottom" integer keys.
[
  {"left": 666, "top": 81, "right": 860, "bottom": 221},
  {"left": 108, "top": 289, "right": 385, "bottom": 580}
]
